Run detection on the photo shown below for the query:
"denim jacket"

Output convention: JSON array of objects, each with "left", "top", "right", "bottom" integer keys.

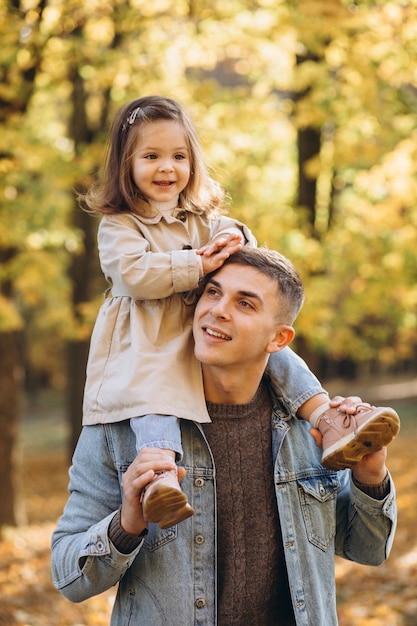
[{"left": 51, "top": 385, "right": 396, "bottom": 626}]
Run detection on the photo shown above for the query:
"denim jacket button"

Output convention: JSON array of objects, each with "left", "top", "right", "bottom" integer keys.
[
  {"left": 195, "top": 477, "right": 205, "bottom": 487},
  {"left": 96, "top": 536, "right": 105, "bottom": 552},
  {"left": 195, "top": 534, "right": 205, "bottom": 545},
  {"left": 195, "top": 598, "right": 206, "bottom": 608}
]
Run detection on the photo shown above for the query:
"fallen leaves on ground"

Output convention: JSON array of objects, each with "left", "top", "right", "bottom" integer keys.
[
  {"left": 0, "top": 451, "right": 115, "bottom": 626},
  {"left": 0, "top": 422, "right": 416, "bottom": 625}
]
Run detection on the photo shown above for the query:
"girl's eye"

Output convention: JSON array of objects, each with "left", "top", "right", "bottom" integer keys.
[{"left": 174, "top": 154, "right": 186, "bottom": 160}]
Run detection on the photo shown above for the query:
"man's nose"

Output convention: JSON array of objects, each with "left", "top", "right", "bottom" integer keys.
[{"left": 210, "top": 299, "right": 230, "bottom": 319}]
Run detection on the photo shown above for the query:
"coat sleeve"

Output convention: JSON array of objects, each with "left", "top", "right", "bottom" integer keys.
[
  {"left": 51, "top": 426, "right": 143, "bottom": 602},
  {"left": 98, "top": 215, "right": 203, "bottom": 299},
  {"left": 98, "top": 214, "right": 256, "bottom": 300},
  {"left": 335, "top": 469, "right": 397, "bottom": 565},
  {"left": 212, "top": 216, "right": 257, "bottom": 246}
]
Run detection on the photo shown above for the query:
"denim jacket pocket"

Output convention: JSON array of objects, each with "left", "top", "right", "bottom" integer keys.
[
  {"left": 144, "top": 525, "right": 178, "bottom": 552},
  {"left": 297, "top": 475, "right": 339, "bottom": 551}
]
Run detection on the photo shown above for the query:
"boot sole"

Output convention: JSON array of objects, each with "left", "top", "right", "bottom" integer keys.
[
  {"left": 143, "top": 484, "right": 195, "bottom": 529},
  {"left": 321, "top": 409, "right": 400, "bottom": 471}
]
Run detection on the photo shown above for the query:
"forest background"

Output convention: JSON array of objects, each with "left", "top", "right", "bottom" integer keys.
[{"left": 1, "top": 0, "right": 417, "bottom": 623}]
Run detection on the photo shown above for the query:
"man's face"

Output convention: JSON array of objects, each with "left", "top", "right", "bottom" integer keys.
[{"left": 193, "top": 263, "right": 284, "bottom": 371}]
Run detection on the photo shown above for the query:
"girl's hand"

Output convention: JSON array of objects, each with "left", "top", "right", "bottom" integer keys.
[
  {"left": 329, "top": 395, "right": 373, "bottom": 415},
  {"left": 196, "top": 233, "right": 243, "bottom": 274},
  {"left": 308, "top": 395, "right": 372, "bottom": 449},
  {"left": 196, "top": 233, "right": 243, "bottom": 258}
]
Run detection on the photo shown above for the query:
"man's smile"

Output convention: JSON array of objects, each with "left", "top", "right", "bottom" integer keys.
[{"left": 203, "top": 326, "right": 232, "bottom": 341}]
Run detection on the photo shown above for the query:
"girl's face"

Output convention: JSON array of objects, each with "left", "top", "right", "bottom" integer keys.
[{"left": 131, "top": 120, "right": 191, "bottom": 204}]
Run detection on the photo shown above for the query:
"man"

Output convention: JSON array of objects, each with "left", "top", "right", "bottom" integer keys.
[{"left": 51, "top": 246, "right": 396, "bottom": 625}]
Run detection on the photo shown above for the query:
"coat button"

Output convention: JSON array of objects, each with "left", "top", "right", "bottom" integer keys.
[
  {"left": 177, "top": 210, "right": 187, "bottom": 222},
  {"left": 182, "top": 244, "right": 192, "bottom": 250},
  {"left": 195, "top": 598, "right": 206, "bottom": 608}
]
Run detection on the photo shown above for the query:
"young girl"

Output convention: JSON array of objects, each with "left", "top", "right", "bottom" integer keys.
[{"left": 81, "top": 96, "right": 400, "bottom": 530}]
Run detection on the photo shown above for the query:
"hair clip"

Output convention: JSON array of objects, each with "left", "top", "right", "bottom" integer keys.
[{"left": 127, "top": 106, "right": 141, "bottom": 125}]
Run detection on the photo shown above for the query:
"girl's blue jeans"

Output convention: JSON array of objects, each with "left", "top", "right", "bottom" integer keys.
[{"left": 130, "top": 414, "right": 183, "bottom": 461}]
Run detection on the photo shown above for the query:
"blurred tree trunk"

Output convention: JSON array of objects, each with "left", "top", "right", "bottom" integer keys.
[
  {"left": 66, "top": 205, "right": 95, "bottom": 455},
  {"left": 0, "top": 330, "right": 21, "bottom": 528},
  {"left": 295, "top": 51, "right": 322, "bottom": 236},
  {"left": 0, "top": 0, "right": 46, "bottom": 528},
  {"left": 294, "top": 51, "right": 322, "bottom": 371},
  {"left": 297, "top": 125, "right": 321, "bottom": 233},
  {"left": 296, "top": 122, "right": 330, "bottom": 373},
  {"left": 66, "top": 66, "right": 96, "bottom": 456},
  {"left": 66, "top": 63, "right": 109, "bottom": 456},
  {"left": 0, "top": 248, "right": 23, "bottom": 529},
  {"left": 66, "top": 194, "right": 100, "bottom": 455}
]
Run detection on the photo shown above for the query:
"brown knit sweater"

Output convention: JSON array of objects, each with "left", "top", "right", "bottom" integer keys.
[{"left": 204, "top": 381, "right": 296, "bottom": 626}]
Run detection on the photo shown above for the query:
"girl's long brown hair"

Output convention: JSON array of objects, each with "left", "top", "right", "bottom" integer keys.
[{"left": 80, "top": 96, "right": 227, "bottom": 218}]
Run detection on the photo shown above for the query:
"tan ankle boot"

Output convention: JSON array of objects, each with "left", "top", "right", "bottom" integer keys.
[
  {"left": 142, "top": 469, "right": 195, "bottom": 529},
  {"left": 317, "top": 405, "right": 400, "bottom": 470}
]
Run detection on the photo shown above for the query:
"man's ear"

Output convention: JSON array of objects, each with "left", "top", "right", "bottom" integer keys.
[{"left": 266, "top": 325, "right": 295, "bottom": 354}]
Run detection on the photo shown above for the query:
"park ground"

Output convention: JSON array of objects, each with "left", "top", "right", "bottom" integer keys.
[{"left": 0, "top": 376, "right": 416, "bottom": 626}]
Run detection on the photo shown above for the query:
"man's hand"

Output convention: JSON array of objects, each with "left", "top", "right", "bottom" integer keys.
[
  {"left": 120, "top": 448, "right": 185, "bottom": 536},
  {"left": 351, "top": 447, "right": 388, "bottom": 485}
]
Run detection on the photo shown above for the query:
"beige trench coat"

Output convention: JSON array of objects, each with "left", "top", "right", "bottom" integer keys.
[{"left": 83, "top": 209, "right": 255, "bottom": 425}]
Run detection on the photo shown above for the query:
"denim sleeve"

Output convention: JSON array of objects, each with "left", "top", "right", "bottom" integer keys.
[
  {"left": 335, "top": 470, "right": 397, "bottom": 565},
  {"left": 51, "top": 426, "right": 143, "bottom": 602},
  {"left": 266, "top": 347, "right": 328, "bottom": 414}
]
